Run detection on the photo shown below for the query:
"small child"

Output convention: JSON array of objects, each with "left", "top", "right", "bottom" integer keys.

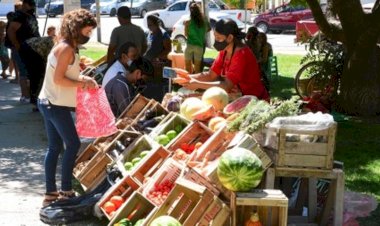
[{"left": 0, "top": 20, "right": 10, "bottom": 79}]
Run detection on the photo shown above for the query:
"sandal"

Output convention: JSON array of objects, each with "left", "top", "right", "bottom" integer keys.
[
  {"left": 42, "top": 192, "right": 59, "bottom": 207},
  {"left": 58, "top": 190, "right": 76, "bottom": 201}
]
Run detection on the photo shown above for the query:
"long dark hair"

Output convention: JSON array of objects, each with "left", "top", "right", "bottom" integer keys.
[
  {"left": 215, "top": 19, "right": 244, "bottom": 44},
  {"left": 190, "top": 2, "right": 204, "bottom": 28}
]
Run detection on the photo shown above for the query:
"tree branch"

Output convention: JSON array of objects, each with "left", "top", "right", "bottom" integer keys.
[{"left": 305, "top": 0, "right": 344, "bottom": 42}]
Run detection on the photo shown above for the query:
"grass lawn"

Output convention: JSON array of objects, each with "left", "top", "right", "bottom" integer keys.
[{"left": 81, "top": 44, "right": 380, "bottom": 223}]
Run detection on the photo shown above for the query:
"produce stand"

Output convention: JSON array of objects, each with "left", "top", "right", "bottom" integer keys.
[{"left": 72, "top": 89, "right": 344, "bottom": 226}]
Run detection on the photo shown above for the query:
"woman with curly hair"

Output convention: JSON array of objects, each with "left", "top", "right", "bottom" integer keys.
[
  {"left": 38, "top": 9, "right": 98, "bottom": 207},
  {"left": 184, "top": 3, "right": 210, "bottom": 73}
]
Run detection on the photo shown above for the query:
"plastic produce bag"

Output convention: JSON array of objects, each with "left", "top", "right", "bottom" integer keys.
[{"left": 76, "top": 88, "right": 118, "bottom": 138}]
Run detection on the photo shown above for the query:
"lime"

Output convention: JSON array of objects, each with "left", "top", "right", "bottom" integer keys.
[
  {"left": 156, "top": 134, "right": 170, "bottom": 146},
  {"left": 131, "top": 157, "right": 142, "bottom": 165},
  {"left": 140, "top": 150, "right": 150, "bottom": 158},
  {"left": 174, "top": 124, "right": 183, "bottom": 133},
  {"left": 124, "top": 162, "right": 133, "bottom": 171},
  {"left": 166, "top": 130, "right": 178, "bottom": 140}
]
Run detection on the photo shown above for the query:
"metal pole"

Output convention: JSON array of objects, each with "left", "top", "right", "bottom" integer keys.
[
  {"left": 96, "top": 0, "right": 101, "bottom": 42},
  {"left": 43, "top": 0, "right": 52, "bottom": 36}
]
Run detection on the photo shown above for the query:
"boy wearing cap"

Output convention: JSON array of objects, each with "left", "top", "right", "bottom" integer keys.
[{"left": 105, "top": 57, "right": 153, "bottom": 117}]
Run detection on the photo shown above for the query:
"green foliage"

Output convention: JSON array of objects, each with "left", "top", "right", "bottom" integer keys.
[
  {"left": 224, "top": 0, "right": 241, "bottom": 9},
  {"left": 289, "top": 0, "right": 309, "bottom": 7}
]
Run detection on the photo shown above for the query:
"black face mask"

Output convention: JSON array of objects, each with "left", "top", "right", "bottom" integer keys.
[
  {"left": 27, "top": 9, "right": 35, "bottom": 15},
  {"left": 77, "top": 34, "right": 90, "bottom": 45},
  {"left": 213, "top": 40, "right": 228, "bottom": 51}
]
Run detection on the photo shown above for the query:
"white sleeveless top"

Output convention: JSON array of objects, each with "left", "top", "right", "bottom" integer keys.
[{"left": 39, "top": 49, "right": 81, "bottom": 107}]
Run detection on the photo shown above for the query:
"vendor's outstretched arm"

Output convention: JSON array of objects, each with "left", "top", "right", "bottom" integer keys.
[
  {"left": 190, "top": 70, "right": 218, "bottom": 81},
  {"left": 184, "top": 76, "right": 235, "bottom": 92}
]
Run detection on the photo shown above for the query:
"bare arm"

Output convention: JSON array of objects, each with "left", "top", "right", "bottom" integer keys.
[
  {"left": 7, "top": 21, "right": 21, "bottom": 50},
  {"left": 184, "top": 20, "right": 190, "bottom": 37},
  {"left": 53, "top": 43, "right": 96, "bottom": 89},
  {"left": 183, "top": 76, "right": 235, "bottom": 92},
  {"left": 107, "top": 43, "right": 117, "bottom": 65},
  {"left": 190, "top": 70, "right": 218, "bottom": 81},
  {"left": 159, "top": 38, "right": 172, "bottom": 60}
]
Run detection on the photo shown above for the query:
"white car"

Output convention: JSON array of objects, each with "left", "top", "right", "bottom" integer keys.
[
  {"left": 143, "top": 0, "right": 237, "bottom": 30},
  {"left": 90, "top": 0, "right": 129, "bottom": 16},
  {"left": 171, "top": 12, "right": 247, "bottom": 48}
]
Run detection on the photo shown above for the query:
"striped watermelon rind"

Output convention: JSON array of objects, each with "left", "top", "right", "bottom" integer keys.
[
  {"left": 223, "top": 95, "right": 258, "bottom": 115},
  {"left": 217, "top": 147, "right": 263, "bottom": 192}
]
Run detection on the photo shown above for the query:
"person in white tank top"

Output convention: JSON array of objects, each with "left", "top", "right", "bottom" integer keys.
[{"left": 38, "top": 9, "right": 98, "bottom": 207}]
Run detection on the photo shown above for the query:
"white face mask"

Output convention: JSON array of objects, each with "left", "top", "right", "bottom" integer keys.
[{"left": 127, "top": 59, "right": 133, "bottom": 66}]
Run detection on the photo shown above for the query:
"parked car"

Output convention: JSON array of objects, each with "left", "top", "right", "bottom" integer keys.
[
  {"left": 171, "top": 12, "right": 246, "bottom": 48},
  {"left": 90, "top": 0, "right": 123, "bottom": 16},
  {"left": 128, "top": 0, "right": 167, "bottom": 18},
  {"left": 45, "top": 0, "right": 95, "bottom": 17},
  {"left": 253, "top": 3, "right": 313, "bottom": 33},
  {"left": 144, "top": 0, "right": 249, "bottom": 30}
]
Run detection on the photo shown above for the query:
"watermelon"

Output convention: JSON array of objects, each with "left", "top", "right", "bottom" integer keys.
[
  {"left": 223, "top": 95, "right": 258, "bottom": 115},
  {"left": 150, "top": 216, "right": 182, "bottom": 226},
  {"left": 217, "top": 147, "right": 263, "bottom": 191}
]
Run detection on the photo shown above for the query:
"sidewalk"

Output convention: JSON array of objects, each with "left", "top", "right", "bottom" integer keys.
[
  {"left": 0, "top": 77, "right": 103, "bottom": 225},
  {"left": 0, "top": 77, "right": 46, "bottom": 225}
]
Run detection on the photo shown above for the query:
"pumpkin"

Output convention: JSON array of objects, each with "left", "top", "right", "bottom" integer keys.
[{"left": 245, "top": 212, "right": 262, "bottom": 226}]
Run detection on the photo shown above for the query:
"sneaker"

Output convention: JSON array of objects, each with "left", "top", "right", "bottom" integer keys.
[{"left": 20, "top": 96, "right": 31, "bottom": 103}]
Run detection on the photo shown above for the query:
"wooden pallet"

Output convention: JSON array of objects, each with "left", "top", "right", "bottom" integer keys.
[
  {"left": 98, "top": 175, "right": 140, "bottom": 220},
  {"left": 274, "top": 122, "right": 337, "bottom": 170},
  {"left": 230, "top": 189, "right": 289, "bottom": 226},
  {"left": 131, "top": 146, "right": 170, "bottom": 186},
  {"left": 146, "top": 178, "right": 230, "bottom": 226},
  {"left": 108, "top": 191, "right": 157, "bottom": 226}
]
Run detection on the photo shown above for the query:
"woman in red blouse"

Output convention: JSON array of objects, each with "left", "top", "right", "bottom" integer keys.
[{"left": 175, "top": 19, "right": 269, "bottom": 101}]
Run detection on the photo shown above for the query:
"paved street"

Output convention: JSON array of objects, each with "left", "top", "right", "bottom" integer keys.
[{"left": 36, "top": 15, "right": 307, "bottom": 55}]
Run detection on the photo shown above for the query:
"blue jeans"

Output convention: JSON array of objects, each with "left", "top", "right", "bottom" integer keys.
[
  {"left": 12, "top": 49, "right": 29, "bottom": 79},
  {"left": 38, "top": 100, "right": 80, "bottom": 193}
]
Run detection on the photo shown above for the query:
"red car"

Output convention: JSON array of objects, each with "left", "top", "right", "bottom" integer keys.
[{"left": 253, "top": 4, "right": 313, "bottom": 34}]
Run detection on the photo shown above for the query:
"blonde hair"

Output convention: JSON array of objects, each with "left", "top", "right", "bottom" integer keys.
[{"left": 59, "top": 9, "right": 97, "bottom": 47}]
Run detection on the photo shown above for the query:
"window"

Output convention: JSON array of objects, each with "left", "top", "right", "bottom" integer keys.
[{"left": 168, "top": 2, "right": 186, "bottom": 11}]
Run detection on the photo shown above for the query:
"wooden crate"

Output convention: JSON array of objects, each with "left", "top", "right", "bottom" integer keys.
[
  {"left": 92, "top": 130, "right": 121, "bottom": 153},
  {"left": 198, "top": 196, "right": 230, "bottom": 226},
  {"left": 117, "top": 135, "right": 160, "bottom": 176},
  {"left": 146, "top": 178, "right": 218, "bottom": 226},
  {"left": 141, "top": 158, "right": 184, "bottom": 206},
  {"left": 116, "top": 117, "right": 135, "bottom": 130},
  {"left": 108, "top": 191, "right": 157, "bottom": 226},
  {"left": 274, "top": 122, "right": 337, "bottom": 169},
  {"left": 78, "top": 152, "right": 112, "bottom": 191},
  {"left": 131, "top": 146, "right": 170, "bottom": 186},
  {"left": 166, "top": 121, "right": 212, "bottom": 153},
  {"left": 149, "top": 112, "right": 191, "bottom": 146},
  {"left": 182, "top": 167, "right": 220, "bottom": 196},
  {"left": 73, "top": 144, "right": 101, "bottom": 180},
  {"left": 105, "top": 130, "right": 142, "bottom": 158},
  {"left": 131, "top": 100, "right": 169, "bottom": 132},
  {"left": 98, "top": 175, "right": 140, "bottom": 220},
  {"left": 231, "top": 189, "right": 289, "bottom": 226},
  {"left": 118, "top": 94, "right": 150, "bottom": 120}
]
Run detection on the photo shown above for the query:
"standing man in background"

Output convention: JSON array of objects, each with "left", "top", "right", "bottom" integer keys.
[
  {"left": 106, "top": 6, "right": 147, "bottom": 65},
  {"left": 7, "top": 0, "right": 40, "bottom": 103}
]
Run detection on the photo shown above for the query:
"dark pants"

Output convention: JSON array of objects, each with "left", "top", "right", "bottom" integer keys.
[
  {"left": 38, "top": 101, "right": 81, "bottom": 193},
  {"left": 19, "top": 43, "right": 46, "bottom": 104}
]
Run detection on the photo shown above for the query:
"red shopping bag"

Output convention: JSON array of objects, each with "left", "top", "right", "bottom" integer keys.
[{"left": 76, "top": 87, "right": 118, "bottom": 138}]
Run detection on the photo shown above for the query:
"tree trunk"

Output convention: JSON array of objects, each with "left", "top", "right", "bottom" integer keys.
[{"left": 338, "top": 44, "right": 380, "bottom": 116}]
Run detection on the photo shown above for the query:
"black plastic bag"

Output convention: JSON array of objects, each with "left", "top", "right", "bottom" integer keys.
[{"left": 39, "top": 168, "right": 122, "bottom": 225}]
